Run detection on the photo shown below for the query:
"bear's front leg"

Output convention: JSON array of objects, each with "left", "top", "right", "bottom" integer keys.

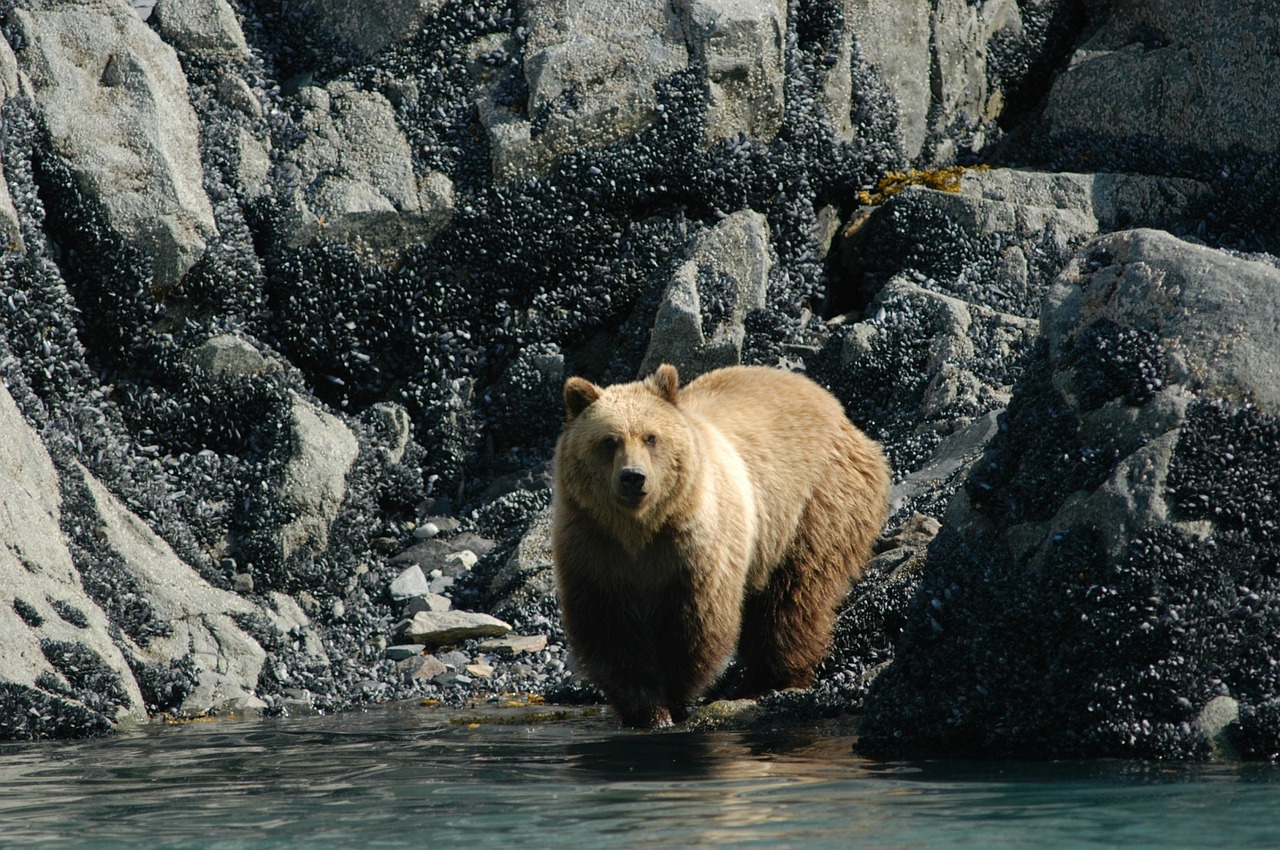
[{"left": 556, "top": 573, "right": 680, "bottom": 728}]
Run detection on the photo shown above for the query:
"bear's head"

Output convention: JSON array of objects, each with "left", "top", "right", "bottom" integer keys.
[{"left": 555, "top": 364, "right": 696, "bottom": 529}]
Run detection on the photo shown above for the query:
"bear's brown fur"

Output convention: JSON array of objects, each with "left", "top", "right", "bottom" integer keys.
[{"left": 552, "top": 364, "right": 891, "bottom": 728}]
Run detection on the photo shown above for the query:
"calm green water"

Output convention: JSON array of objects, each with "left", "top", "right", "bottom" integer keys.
[{"left": 2, "top": 702, "right": 1279, "bottom": 849}]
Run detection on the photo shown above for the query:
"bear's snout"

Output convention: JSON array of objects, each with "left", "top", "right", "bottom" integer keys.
[{"left": 618, "top": 466, "right": 648, "bottom": 498}]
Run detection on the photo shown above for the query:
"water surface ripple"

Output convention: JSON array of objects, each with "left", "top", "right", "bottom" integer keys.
[{"left": 1, "top": 704, "right": 1278, "bottom": 849}]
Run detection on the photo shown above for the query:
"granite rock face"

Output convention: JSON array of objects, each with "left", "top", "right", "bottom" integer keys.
[
  {"left": 12, "top": 0, "right": 215, "bottom": 288},
  {"left": 0, "top": 379, "right": 284, "bottom": 736},
  {"left": 1042, "top": 0, "right": 1280, "bottom": 157},
  {"left": 641, "top": 209, "right": 772, "bottom": 378},
  {"left": 278, "top": 82, "right": 455, "bottom": 252}
]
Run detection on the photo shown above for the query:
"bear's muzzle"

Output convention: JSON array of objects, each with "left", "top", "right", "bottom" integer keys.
[{"left": 617, "top": 466, "right": 648, "bottom": 504}]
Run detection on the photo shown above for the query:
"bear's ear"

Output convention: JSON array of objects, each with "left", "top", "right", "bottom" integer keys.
[
  {"left": 563, "top": 377, "right": 602, "bottom": 419},
  {"left": 649, "top": 364, "right": 680, "bottom": 405}
]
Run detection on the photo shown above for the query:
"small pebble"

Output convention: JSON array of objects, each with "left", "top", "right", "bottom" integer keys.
[
  {"left": 385, "top": 644, "right": 424, "bottom": 661},
  {"left": 421, "top": 515, "right": 462, "bottom": 534},
  {"left": 399, "top": 654, "right": 448, "bottom": 681}
]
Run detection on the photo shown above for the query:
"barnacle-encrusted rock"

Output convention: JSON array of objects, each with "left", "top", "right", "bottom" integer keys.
[
  {"left": 488, "top": 0, "right": 689, "bottom": 179},
  {"left": 280, "top": 81, "right": 455, "bottom": 252},
  {"left": 151, "top": 0, "right": 251, "bottom": 62},
  {"left": 861, "top": 230, "right": 1280, "bottom": 760},
  {"left": 69, "top": 462, "right": 270, "bottom": 717},
  {"left": 641, "top": 209, "right": 772, "bottom": 378},
  {"left": 842, "top": 167, "right": 1210, "bottom": 320},
  {"left": 0, "top": 382, "right": 148, "bottom": 738},
  {"left": 1042, "top": 0, "right": 1280, "bottom": 156},
  {"left": 310, "top": 0, "right": 447, "bottom": 56},
  {"left": 0, "top": 38, "right": 23, "bottom": 254},
  {"left": 681, "top": 0, "right": 787, "bottom": 144},
  {"left": 0, "top": 379, "right": 299, "bottom": 736}
]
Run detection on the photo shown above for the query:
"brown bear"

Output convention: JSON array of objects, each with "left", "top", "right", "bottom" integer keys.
[{"left": 552, "top": 363, "right": 891, "bottom": 728}]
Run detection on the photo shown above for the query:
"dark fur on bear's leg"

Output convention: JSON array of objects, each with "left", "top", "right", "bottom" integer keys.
[
  {"left": 734, "top": 560, "right": 835, "bottom": 696},
  {"left": 734, "top": 493, "right": 863, "bottom": 697},
  {"left": 560, "top": 569, "right": 730, "bottom": 728}
]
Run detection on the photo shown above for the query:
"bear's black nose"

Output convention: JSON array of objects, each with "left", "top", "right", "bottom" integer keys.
[{"left": 619, "top": 467, "right": 647, "bottom": 495}]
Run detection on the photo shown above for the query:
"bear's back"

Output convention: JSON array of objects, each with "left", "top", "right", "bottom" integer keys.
[
  {"left": 680, "top": 366, "right": 850, "bottom": 455},
  {"left": 680, "top": 366, "right": 863, "bottom": 585}
]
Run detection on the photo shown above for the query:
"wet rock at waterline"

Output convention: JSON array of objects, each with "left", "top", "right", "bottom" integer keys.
[{"left": 860, "top": 231, "right": 1280, "bottom": 760}]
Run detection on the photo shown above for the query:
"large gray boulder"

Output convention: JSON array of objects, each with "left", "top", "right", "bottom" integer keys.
[
  {"left": 1042, "top": 0, "right": 1280, "bottom": 155},
  {"left": 11, "top": 0, "right": 216, "bottom": 287},
  {"left": 310, "top": 0, "right": 447, "bottom": 56},
  {"left": 860, "top": 230, "right": 1280, "bottom": 760},
  {"left": 681, "top": 0, "right": 786, "bottom": 144},
  {"left": 479, "top": 0, "right": 796, "bottom": 180},
  {"left": 842, "top": 167, "right": 1210, "bottom": 319},
  {"left": 840, "top": 0, "right": 1024, "bottom": 162},
  {"left": 641, "top": 209, "right": 772, "bottom": 378},
  {"left": 844, "top": 0, "right": 932, "bottom": 158},
  {"left": 280, "top": 81, "right": 454, "bottom": 252},
  {"left": 483, "top": 0, "right": 688, "bottom": 180}
]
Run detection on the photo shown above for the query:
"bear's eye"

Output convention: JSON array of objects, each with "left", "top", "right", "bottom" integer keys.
[
  {"left": 601, "top": 436, "right": 621, "bottom": 453},
  {"left": 644, "top": 434, "right": 657, "bottom": 447}
]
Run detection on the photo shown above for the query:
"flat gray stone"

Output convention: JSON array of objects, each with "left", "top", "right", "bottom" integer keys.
[
  {"left": 478, "top": 634, "right": 549, "bottom": 656},
  {"left": 384, "top": 644, "right": 424, "bottom": 662},
  {"left": 398, "top": 610, "right": 512, "bottom": 647},
  {"left": 402, "top": 593, "right": 452, "bottom": 615}
]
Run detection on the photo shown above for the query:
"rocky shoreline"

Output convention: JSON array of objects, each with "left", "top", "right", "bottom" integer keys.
[{"left": 3, "top": 0, "right": 1280, "bottom": 759}]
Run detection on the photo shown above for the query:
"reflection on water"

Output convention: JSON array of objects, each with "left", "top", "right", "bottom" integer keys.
[{"left": 1, "top": 703, "right": 1279, "bottom": 849}]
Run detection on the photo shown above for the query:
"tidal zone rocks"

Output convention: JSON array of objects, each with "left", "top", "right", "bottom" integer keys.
[
  {"left": 1, "top": 0, "right": 1279, "bottom": 747},
  {"left": 860, "top": 231, "right": 1280, "bottom": 760}
]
